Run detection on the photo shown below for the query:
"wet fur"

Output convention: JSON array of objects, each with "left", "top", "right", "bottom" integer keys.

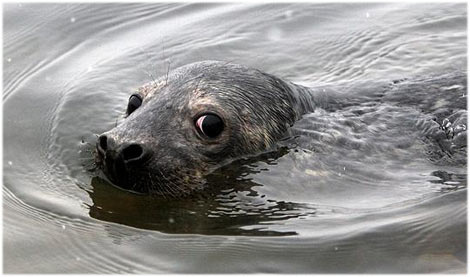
[{"left": 96, "top": 61, "right": 467, "bottom": 196}]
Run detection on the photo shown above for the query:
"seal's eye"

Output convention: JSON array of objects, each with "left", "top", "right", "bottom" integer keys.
[
  {"left": 195, "top": 114, "right": 224, "bottom": 138},
  {"left": 127, "top": 94, "right": 142, "bottom": 115}
]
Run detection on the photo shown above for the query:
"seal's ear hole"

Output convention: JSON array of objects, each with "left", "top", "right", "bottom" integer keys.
[
  {"left": 195, "top": 114, "right": 224, "bottom": 139},
  {"left": 127, "top": 94, "right": 142, "bottom": 115}
]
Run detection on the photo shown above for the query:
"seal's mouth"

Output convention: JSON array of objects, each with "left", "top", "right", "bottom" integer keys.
[
  {"left": 95, "top": 142, "right": 144, "bottom": 193},
  {"left": 94, "top": 131, "right": 161, "bottom": 194},
  {"left": 94, "top": 143, "right": 105, "bottom": 168},
  {"left": 95, "top": 140, "right": 208, "bottom": 197}
]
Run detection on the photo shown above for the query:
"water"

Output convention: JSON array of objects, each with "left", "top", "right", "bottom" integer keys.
[{"left": 3, "top": 3, "right": 467, "bottom": 273}]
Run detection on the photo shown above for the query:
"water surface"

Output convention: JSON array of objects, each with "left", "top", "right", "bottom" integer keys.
[{"left": 3, "top": 3, "right": 467, "bottom": 273}]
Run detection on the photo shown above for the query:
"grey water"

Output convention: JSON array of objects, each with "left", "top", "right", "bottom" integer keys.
[{"left": 3, "top": 3, "right": 467, "bottom": 273}]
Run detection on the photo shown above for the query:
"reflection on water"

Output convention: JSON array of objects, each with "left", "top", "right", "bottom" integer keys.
[
  {"left": 88, "top": 146, "right": 306, "bottom": 236},
  {"left": 3, "top": 2, "right": 467, "bottom": 273},
  {"left": 88, "top": 177, "right": 304, "bottom": 236}
]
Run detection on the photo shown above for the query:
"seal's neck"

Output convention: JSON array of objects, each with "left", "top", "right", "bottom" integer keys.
[{"left": 287, "top": 82, "right": 344, "bottom": 118}]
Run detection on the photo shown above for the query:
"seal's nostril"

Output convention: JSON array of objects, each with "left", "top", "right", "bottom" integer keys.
[
  {"left": 99, "top": 135, "right": 108, "bottom": 151},
  {"left": 121, "top": 144, "right": 144, "bottom": 162}
]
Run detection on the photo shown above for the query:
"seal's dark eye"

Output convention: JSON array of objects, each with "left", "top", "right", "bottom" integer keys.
[
  {"left": 127, "top": 94, "right": 142, "bottom": 115},
  {"left": 195, "top": 114, "right": 224, "bottom": 138}
]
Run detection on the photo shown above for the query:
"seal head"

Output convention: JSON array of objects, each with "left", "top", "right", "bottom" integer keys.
[{"left": 96, "top": 61, "right": 305, "bottom": 196}]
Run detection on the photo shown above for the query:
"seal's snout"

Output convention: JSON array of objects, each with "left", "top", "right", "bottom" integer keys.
[
  {"left": 120, "top": 143, "right": 147, "bottom": 163},
  {"left": 98, "top": 134, "right": 151, "bottom": 163},
  {"left": 97, "top": 135, "right": 108, "bottom": 154},
  {"left": 97, "top": 133, "right": 152, "bottom": 191}
]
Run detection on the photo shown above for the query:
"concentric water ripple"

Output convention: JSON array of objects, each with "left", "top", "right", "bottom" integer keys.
[{"left": 4, "top": 3, "right": 466, "bottom": 273}]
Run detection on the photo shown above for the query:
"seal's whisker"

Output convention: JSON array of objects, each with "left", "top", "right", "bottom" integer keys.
[
  {"left": 161, "top": 170, "right": 187, "bottom": 198},
  {"left": 136, "top": 46, "right": 160, "bottom": 88},
  {"left": 156, "top": 170, "right": 175, "bottom": 198},
  {"left": 163, "top": 183, "right": 177, "bottom": 198},
  {"left": 148, "top": 173, "right": 160, "bottom": 196},
  {"left": 158, "top": 170, "right": 179, "bottom": 198},
  {"left": 166, "top": 178, "right": 186, "bottom": 197},
  {"left": 168, "top": 172, "right": 198, "bottom": 197},
  {"left": 163, "top": 179, "right": 179, "bottom": 197},
  {"left": 149, "top": 172, "right": 167, "bottom": 199},
  {"left": 165, "top": 60, "right": 171, "bottom": 86}
]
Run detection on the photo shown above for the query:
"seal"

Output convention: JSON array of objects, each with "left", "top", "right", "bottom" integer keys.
[
  {"left": 95, "top": 61, "right": 467, "bottom": 196},
  {"left": 95, "top": 61, "right": 322, "bottom": 196}
]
